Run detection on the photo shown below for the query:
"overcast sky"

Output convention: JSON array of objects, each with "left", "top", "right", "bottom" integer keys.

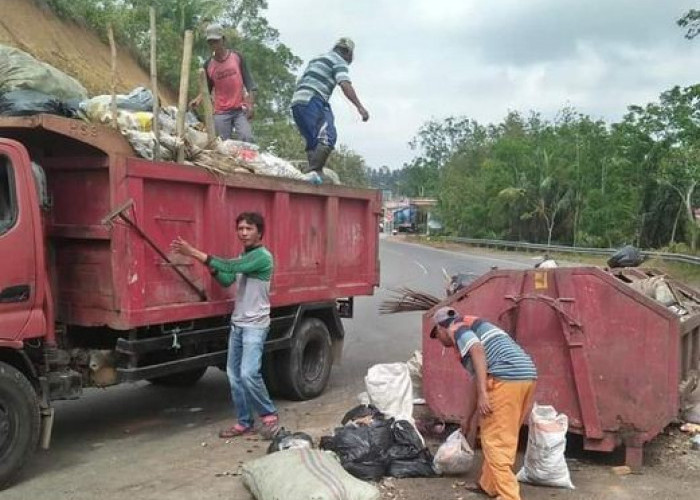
[{"left": 265, "top": 0, "right": 700, "bottom": 170}]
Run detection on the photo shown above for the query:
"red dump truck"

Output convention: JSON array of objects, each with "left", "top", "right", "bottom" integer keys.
[{"left": 0, "top": 115, "right": 381, "bottom": 487}]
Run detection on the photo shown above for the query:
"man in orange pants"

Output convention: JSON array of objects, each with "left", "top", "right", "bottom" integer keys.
[{"left": 431, "top": 307, "right": 537, "bottom": 500}]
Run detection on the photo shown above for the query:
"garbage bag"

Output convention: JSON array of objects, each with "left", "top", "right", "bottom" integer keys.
[
  {"left": 387, "top": 420, "right": 425, "bottom": 460},
  {"left": 267, "top": 428, "right": 314, "bottom": 453},
  {"left": 406, "top": 351, "right": 424, "bottom": 404},
  {"left": 516, "top": 404, "right": 575, "bottom": 489},
  {"left": 683, "top": 384, "right": 700, "bottom": 425},
  {"left": 341, "top": 404, "right": 384, "bottom": 426},
  {"left": 387, "top": 451, "right": 436, "bottom": 478},
  {"left": 0, "top": 45, "right": 87, "bottom": 100},
  {"left": 342, "top": 460, "right": 387, "bottom": 481},
  {"left": 331, "top": 419, "right": 394, "bottom": 463},
  {"left": 433, "top": 430, "right": 474, "bottom": 475},
  {"left": 365, "top": 363, "right": 414, "bottom": 423},
  {"left": 117, "top": 87, "right": 154, "bottom": 111},
  {"left": 0, "top": 90, "right": 72, "bottom": 117},
  {"left": 321, "top": 417, "right": 394, "bottom": 480},
  {"left": 607, "top": 245, "right": 644, "bottom": 268},
  {"left": 242, "top": 448, "right": 380, "bottom": 500},
  {"left": 386, "top": 420, "right": 436, "bottom": 478}
]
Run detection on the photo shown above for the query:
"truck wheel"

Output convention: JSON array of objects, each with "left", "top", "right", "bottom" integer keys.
[
  {"left": 280, "top": 318, "right": 333, "bottom": 401},
  {"left": 262, "top": 351, "right": 283, "bottom": 398},
  {"left": 0, "top": 361, "right": 40, "bottom": 489},
  {"left": 148, "top": 367, "right": 208, "bottom": 387}
]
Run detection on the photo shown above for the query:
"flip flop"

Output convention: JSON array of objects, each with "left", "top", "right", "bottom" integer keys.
[{"left": 219, "top": 423, "right": 254, "bottom": 438}]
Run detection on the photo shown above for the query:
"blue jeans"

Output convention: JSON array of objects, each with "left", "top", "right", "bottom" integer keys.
[
  {"left": 227, "top": 325, "right": 276, "bottom": 428},
  {"left": 292, "top": 96, "right": 337, "bottom": 151}
]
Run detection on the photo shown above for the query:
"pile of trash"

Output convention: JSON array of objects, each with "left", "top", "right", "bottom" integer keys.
[
  {"left": 319, "top": 404, "right": 436, "bottom": 481},
  {"left": 0, "top": 44, "right": 336, "bottom": 185},
  {"left": 623, "top": 273, "right": 700, "bottom": 319}
]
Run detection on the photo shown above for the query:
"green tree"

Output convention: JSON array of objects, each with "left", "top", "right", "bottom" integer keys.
[{"left": 678, "top": 9, "right": 700, "bottom": 39}]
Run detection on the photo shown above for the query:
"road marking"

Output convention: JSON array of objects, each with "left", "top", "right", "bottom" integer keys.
[
  {"left": 386, "top": 239, "right": 531, "bottom": 269},
  {"left": 413, "top": 260, "right": 428, "bottom": 275}
]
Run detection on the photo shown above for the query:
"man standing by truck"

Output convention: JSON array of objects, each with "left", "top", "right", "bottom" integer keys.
[
  {"left": 291, "top": 37, "right": 369, "bottom": 173},
  {"left": 189, "top": 23, "right": 257, "bottom": 143},
  {"left": 171, "top": 212, "right": 278, "bottom": 439},
  {"left": 430, "top": 307, "right": 537, "bottom": 500}
]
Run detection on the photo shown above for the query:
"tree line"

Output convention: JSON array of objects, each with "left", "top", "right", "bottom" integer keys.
[{"left": 371, "top": 85, "right": 699, "bottom": 252}]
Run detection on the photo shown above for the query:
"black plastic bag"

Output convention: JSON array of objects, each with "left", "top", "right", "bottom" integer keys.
[
  {"left": 387, "top": 420, "right": 425, "bottom": 460},
  {"left": 330, "top": 418, "right": 394, "bottom": 463},
  {"left": 341, "top": 404, "right": 384, "bottom": 425},
  {"left": 327, "top": 427, "right": 373, "bottom": 462},
  {"left": 607, "top": 245, "right": 644, "bottom": 268},
  {"left": 0, "top": 90, "right": 72, "bottom": 117},
  {"left": 320, "top": 417, "right": 394, "bottom": 480},
  {"left": 267, "top": 427, "right": 314, "bottom": 454},
  {"left": 388, "top": 451, "right": 436, "bottom": 478},
  {"left": 342, "top": 460, "right": 387, "bottom": 481},
  {"left": 386, "top": 420, "right": 437, "bottom": 478}
]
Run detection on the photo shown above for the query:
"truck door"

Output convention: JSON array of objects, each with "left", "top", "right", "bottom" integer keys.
[{"left": 0, "top": 146, "right": 38, "bottom": 341}]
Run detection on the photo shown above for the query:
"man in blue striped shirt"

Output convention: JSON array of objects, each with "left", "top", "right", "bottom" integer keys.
[
  {"left": 291, "top": 37, "right": 369, "bottom": 173},
  {"left": 431, "top": 307, "right": 537, "bottom": 500}
]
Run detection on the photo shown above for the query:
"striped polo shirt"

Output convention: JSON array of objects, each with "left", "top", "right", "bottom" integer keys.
[
  {"left": 453, "top": 319, "right": 537, "bottom": 381},
  {"left": 291, "top": 50, "right": 351, "bottom": 106}
]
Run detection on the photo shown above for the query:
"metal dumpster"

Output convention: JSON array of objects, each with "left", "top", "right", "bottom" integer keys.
[{"left": 423, "top": 267, "right": 700, "bottom": 465}]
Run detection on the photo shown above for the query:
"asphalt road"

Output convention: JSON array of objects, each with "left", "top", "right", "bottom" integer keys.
[{"left": 8, "top": 239, "right": 697, "bottom": 500}]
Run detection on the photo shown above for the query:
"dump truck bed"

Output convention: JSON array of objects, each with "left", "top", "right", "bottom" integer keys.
[{"left": 0, "top": 115, "right": 381, "bottom": 330}]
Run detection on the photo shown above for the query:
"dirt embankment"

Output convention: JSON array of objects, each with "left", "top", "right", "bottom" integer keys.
[{"left": 0, "top": 0, "right": 176, "bottom": 102}]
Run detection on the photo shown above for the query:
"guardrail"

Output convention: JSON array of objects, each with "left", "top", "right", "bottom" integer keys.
[{"left": 439, "top": 236, "right": 700, "bottom": 266}]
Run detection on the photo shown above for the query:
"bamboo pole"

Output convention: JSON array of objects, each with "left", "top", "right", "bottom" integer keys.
[
  {"left": 107, "top": 25, "right": 118, "bottom": 129},
  {"left": 198, "top": 69, "right": 216, "bottom": 142},
  {"left": 176, "top": 30, "right": 194, "bottom": 163},
  {"left": 150, "top": 7, "right": 160, "bottom": 160}
]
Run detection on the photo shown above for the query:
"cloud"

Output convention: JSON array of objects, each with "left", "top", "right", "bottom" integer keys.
[{"left": 265, "top": 0, "right": 700, "bottom": 169}]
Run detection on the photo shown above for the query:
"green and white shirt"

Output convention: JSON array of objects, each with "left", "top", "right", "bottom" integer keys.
[
  {"left": 291, "top": 50, "right": 351, "bottom": 106},
  {"left": 206, "top": 246, "right": 273, "bottom": 328}
]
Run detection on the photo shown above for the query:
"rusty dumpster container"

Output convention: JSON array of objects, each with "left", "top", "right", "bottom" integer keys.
[{"left": 423, "top": 267, "right": 700, "bottom": 465}]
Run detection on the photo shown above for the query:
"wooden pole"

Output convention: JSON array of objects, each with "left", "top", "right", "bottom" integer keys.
[
  {"left": 150, "top": 7, "right": 160, "bottom": 160},
  {"left": 176, "top": 30, "right": 194, "bottom": 163},
  {"left": 198, "top": 69, "right": 216, "bottom": 143},
  {"left": 107, "top": 25, "right": 118, "bottom": 129}
]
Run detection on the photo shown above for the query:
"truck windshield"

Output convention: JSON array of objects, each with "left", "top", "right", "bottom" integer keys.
[{"left": 0, "top": 155, "right": 17, "bottom": 235}]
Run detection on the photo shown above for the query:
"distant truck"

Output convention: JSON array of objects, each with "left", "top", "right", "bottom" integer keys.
[{"left": 0, "top": 114, "right": 381, "bottom": 487}]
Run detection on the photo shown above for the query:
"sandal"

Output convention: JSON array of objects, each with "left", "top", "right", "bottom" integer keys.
[
  {"left": 259, "top": 414, "right": 280, "bottom": 440},
  {"left": 219, "top": 423, "right": 254, "bottom": 438}
]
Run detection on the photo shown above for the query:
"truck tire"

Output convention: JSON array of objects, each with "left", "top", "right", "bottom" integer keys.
[
  {"left": 279, "top": 318, "right": 333, "bottom": 401},
  {"left": 262, "top": 351, "right": 283, "bottom": 398},
  {"left": 148, "top": 367, "right": 208, "bottom": 387},
  {"left": 0, "top": 361, "right": 40, "bottom": 489}
]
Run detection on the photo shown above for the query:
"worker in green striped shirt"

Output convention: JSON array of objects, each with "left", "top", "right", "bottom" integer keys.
[
  {"left": 291, "top": 37, "right": 369, "bottom": 173},
  {"left": 171, "top": 212, "right": 279, "bottom": 439}
]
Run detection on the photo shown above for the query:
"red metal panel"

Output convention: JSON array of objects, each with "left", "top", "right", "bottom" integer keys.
[
  {"left": 141, "top": 178, "right": 208, "bottom": 307},
  {"left": 424, "top": 267, "right": 694, "bottom": 462}
]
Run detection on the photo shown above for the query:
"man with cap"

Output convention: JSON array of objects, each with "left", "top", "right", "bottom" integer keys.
[
  {"left": 189, "top": 23, "right": 257, "bottom": 143},
  {"left": 291, "top": 38, "right": 369, "bottom": 173},
  {"left": 431, "top": 307, "right": 537, "bottom": 500}
]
